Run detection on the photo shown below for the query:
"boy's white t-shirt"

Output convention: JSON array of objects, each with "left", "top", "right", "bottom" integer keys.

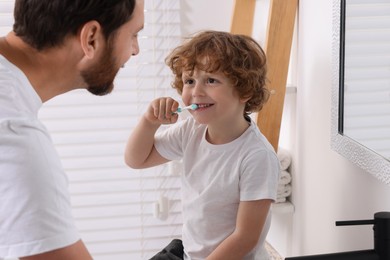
[
  {"left": 0, "top": 56, "right": 80, "bottom": 258},
  {"left": 155, "top": 117, "right": 280, "bottom": 260}
]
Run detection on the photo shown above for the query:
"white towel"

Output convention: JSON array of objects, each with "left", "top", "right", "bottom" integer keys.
[
  {"left": 279, "top": 170, "right": 292, "bottom": 185},
  {"left": 277, "top": 147, "right": 292, "bottom": 170},
  {"left": 277, "top": 184, "right": 292, "bottom": 198},
  {"left": 275, "top": 197, "right": 286, "bottom": 203}
]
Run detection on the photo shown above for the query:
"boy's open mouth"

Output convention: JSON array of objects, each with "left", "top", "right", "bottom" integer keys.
[{"left": 196, "top": 103, "right": 214, "bottom": 109}]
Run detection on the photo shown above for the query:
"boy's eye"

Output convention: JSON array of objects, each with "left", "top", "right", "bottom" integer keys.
[
  {"left": 207, "top": 78, "right": 217, "bottom": 84},
  {"left": 184, "top": 79, "right": 194, "bottom": 85}
]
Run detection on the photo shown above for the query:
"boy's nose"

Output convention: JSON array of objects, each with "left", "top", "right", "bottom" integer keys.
[{"left": 192, "top": 83, "right": 205, "bottom": 96}]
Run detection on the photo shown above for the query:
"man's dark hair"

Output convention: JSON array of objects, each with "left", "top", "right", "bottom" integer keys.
[{"left": 13, "top": 0, "right": 136, "bottom": 50}]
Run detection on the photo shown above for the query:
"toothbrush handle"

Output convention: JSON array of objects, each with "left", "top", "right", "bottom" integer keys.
[
  {"left": 172, "top": 108, "right": 183, "bottom": 114},
  {"left": 173, "top": 104, "right": 197, "bottom": 114},
  {"left": 175, "top": 106, "right": 190, "bottom": 113}
]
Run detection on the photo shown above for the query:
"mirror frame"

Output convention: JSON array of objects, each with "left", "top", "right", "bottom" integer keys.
[{"left": 331, "top": 0, "right": 390, "bottom": 184}]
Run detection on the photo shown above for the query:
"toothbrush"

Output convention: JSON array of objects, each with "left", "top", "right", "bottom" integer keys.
[{"left": 174, "top": 104, "right": 198, "bottom": 113}]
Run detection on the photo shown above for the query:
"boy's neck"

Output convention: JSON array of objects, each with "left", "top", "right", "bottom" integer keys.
[{"left": 205, "top": 116, "right": 250, "bottom": 145}]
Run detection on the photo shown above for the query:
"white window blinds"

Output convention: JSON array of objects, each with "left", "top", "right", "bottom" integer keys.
[
  {"left": 343, "top": 0, "right": 390, "bottom": 159},
  {"left": 1, "top": 1, "right": 183, "bottom": 259}
]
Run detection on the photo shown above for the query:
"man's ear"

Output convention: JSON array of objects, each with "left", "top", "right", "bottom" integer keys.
[{"left": 79, "top": 20, "right": 103, "bottom": 59}]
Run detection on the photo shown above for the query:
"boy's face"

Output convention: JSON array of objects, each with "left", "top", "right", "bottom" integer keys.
[{"left": 181, "top": 68, "right": 247, "bottom": 127}]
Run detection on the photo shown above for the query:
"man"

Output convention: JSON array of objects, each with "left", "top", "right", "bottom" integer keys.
[{"left": 0, "top": 0, "right": 144, "bottom": 259}]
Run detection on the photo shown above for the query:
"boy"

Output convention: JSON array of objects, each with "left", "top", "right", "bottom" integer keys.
[{"left": 125, "top": 31, "right": 280, "bottom": 260}]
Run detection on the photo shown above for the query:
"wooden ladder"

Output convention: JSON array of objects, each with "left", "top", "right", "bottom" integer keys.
[{"left": 231, "top": 0, "right": 298, "bottom": 152}]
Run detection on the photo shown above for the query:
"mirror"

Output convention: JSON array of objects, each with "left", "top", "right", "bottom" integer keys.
[{"left": 332, "top": 0, "right": 390, "bottom": 184}]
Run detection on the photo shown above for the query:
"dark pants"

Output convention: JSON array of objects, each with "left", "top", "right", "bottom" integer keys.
[{"left": 149, "top": 239, "right": 184, "bottom": 260}]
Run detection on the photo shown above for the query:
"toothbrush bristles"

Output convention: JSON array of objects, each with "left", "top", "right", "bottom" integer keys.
[{"left": 190, "top": 104, "right": 198, "bottom": 110}]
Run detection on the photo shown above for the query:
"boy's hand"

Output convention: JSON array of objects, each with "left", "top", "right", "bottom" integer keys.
[
  {"left": 144, "top": 97, "right": 179, "bottom": 125},
  {"left": 125, "top": 97, "right": 176, "bottom": 169}
]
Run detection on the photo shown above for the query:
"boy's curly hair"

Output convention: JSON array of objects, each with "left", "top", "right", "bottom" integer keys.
[{"left": 165, "top": 30, "right": 269, "bottom": 114}]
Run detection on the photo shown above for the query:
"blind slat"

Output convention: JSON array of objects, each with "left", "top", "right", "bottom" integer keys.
[{"left": 343, "top": 0, "right": 390, "bottom": 159}]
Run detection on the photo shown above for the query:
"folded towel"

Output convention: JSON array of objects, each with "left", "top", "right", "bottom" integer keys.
[
  {"left": 279, "top": 170, "right": 292, "bottom": 185},
  {"left": 275, "top": 197, "right": 286, "bottom": 203},
  {"left": 277, "top": 147, "right": 292, "bottom": 171},
  {"left": 277, "top": 184, "right": 292, "bottom": 198},
  {"left": 277, "top": 184, "right": 286, "bottom": 194}
]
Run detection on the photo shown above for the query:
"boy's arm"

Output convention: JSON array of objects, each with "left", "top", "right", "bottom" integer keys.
[
  {"left": 20, "top": 240, "right": 92, "bottom": 260},
  {"left": 125, "top": 97, "right": 179, "bottom": 169},
  {"left": 206, "top": 199, "right": 272, "bottom": 260}
]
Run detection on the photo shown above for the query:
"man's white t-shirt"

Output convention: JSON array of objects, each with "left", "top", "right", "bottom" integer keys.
[
  {"left": 0, "top": 55, "right": 80, "bottom": 258},
  {"left": 155, "top": 117, "right": 280, "bottom": 260}
]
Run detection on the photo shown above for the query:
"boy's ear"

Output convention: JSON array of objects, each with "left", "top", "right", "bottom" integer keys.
[
  {"left": 240, "top": 96, "right": 251, "bottom": 104},
  {"left": 79, "top": 20, "right": 103, "bottom": 59}
]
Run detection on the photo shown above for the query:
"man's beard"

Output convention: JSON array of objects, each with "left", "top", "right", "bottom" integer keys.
[{"left": 82, "top": 43, "right": 120, "bottom": 96}]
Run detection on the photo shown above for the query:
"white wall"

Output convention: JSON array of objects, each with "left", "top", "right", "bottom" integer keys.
[
  {"left": 180, "top": 0, "right": 234, "bottom": 36},
  {"left": 182, "top": 0, "right": 390, "bottom": 258},
  {"left": 288, "top": 0, "right": 390, "bottom": 256}
]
